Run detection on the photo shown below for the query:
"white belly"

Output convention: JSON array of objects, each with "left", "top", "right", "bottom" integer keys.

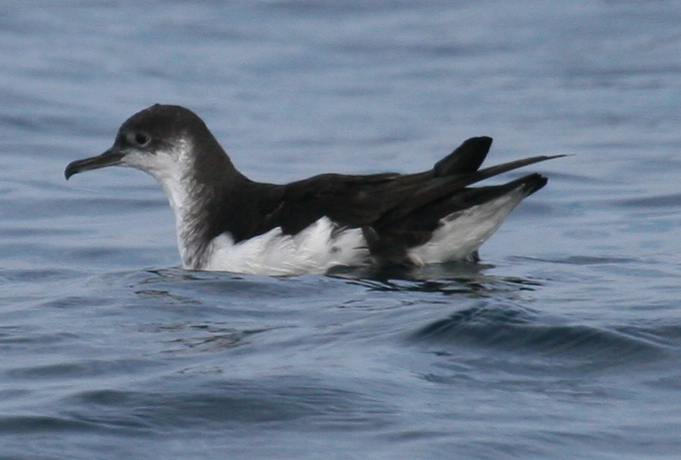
[{"left": 199, "top": 217, "right": 369, "bottom": 276}]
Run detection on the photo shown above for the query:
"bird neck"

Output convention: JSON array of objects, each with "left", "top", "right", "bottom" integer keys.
[{"left": 161, "top": 143, "right": 250, "bottom": 270}]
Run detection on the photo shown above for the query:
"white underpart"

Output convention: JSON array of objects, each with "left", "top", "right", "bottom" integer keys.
[
  {"left": 120, "top": 140, "right": 199, "bottom": 266},
  {"left": 407, "top": 188, "right": 527, "bottom": 266},
  {"left": 203, "top": 217, "right": 368, "bottom": 276}
]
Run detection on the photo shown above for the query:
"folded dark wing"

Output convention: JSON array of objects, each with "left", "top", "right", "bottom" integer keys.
[{"left": 254, "top": 137, "right": 561, "bottom": 260}]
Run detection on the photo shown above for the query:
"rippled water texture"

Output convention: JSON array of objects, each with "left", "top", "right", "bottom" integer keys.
[{"left": 1, "top": 1, "right": 681, "bottom": 459}]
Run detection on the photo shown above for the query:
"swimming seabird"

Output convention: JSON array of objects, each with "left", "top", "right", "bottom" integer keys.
[{"left": 65, "top": 104, "right": 560, "bottom": 276}]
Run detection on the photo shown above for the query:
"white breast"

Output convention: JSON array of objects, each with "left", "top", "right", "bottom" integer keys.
[{"left": 199, "top": 217, "right": 369, "bottom": 276}]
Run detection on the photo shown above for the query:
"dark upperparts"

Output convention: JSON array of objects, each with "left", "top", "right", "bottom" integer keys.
[{"left": 193, "top": 129, "right": 560, "bottom": 262}]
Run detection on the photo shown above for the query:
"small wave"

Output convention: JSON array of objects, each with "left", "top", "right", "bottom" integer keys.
[
  {"left": 338, "top": 264, "right": 542, "bottom": 298},
  {"left": 0, "top": 415, "right": 94, "bottom": 434},
  {"left": 329, "top": 260, "right": 491, "bottom": 282},
  {"left": 615, "top": 193, "right": 681, "bottom": 209},
  {"left": 411, "top": 304, "right": 668, "bottom": 366},
  {"left": 146, "top": 267, "right": 343, "bottom": 300},
  {"left": 63, "top": 379, "right": 392, "bottom": 433},
  {"left": 511, "top": 255, "right": 637, "bottom": 265}
]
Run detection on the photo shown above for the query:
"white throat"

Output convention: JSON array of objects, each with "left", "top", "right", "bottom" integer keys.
[{"left": 122, "top": 139, "right": 207, "bottom": 267}]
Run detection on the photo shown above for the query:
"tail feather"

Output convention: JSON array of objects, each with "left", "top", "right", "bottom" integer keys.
[
  {"left": 367, "top": 172, "right": 552, "bottom": 265},
  {"left": 433, "top": 136, "right": 492, "bottom": 176}
]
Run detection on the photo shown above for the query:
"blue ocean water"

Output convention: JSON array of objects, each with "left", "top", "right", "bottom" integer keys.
[{"left": 1, "top": 1, "right": 681, "bottom": 459}]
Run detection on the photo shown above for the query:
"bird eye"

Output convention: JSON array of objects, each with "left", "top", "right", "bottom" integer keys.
[{"left": 134, "top": 132, "right": 150, "bottom": 146}]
